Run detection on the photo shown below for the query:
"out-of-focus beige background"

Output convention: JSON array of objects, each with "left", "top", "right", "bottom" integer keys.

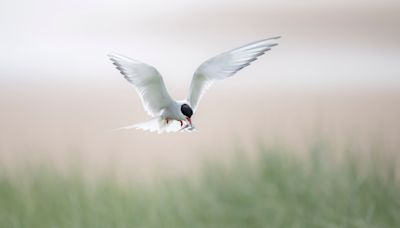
[{"left": 1, "top": 0, "right": 400, "bottom": 178}]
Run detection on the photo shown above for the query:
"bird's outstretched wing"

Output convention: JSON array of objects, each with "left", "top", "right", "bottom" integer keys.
[
  {"left": 188, "top": 37, "right": 280, "bottom": 111},
  {"left": 108, "top": 53, "right": 173, "bottom": 117}
]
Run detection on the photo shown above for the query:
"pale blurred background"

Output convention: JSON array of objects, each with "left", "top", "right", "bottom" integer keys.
[{"left": 1, "top": 0, "right": 400, "bottom": 178}]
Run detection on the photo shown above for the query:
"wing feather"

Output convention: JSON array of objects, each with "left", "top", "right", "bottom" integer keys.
[
  {"left": 188, "top": 37, "right": 280, "bottom": 111},
  {"left": 108, "top": 53, "right": 173, "bottom": 117}
]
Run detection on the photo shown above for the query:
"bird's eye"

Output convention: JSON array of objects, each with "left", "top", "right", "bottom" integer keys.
[{"left": 181, "top": 104, "right": 193, "bottom": 118}]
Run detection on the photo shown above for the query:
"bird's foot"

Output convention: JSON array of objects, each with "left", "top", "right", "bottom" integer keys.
[
  {"left": 180, "top": 120, "right": 183, "bottom": 127},
  {"left": 166, "top": 118, "right": 170, "bottom": 124}
]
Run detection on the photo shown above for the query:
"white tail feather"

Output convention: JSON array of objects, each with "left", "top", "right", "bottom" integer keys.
[{"left": 112, "top": 118, "right": 197, "bottom": 134}]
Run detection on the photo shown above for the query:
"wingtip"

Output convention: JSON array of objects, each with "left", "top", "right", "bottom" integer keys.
[
  {"left": 107, "top": 52, "right": 121, "bottom": 60},
  {"left": 107, "top": 53, "right": 142, "bottom": 64},
  {"left": 107, "top": 53, "right": 117, "bottom": 63},
  {"left": 270, "top": 36, "right": 282, "bottom": 40},
  {"left": 264, "top": 36, "right": 281, "bottom": 47},
  {"left": 107, "top": 53, "right": 132, "bottom": 61},
  {"left": 243, "top": 36, "right": 280, "bottom": 49}
]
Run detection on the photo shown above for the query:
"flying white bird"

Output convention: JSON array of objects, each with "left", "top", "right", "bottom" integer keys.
[{"left": 108, "top": 37, "right": 280, "bottom": 133}]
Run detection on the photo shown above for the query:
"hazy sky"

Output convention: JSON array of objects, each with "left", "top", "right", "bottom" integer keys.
[
  {"left": 1, "top": 0, "right": 400, "bottom": 173},
  {"left": 1, "top": 0, "right": 399, "bottom": 89}
]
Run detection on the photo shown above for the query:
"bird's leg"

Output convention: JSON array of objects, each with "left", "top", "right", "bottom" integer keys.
[
  {"left": 166, "top": 118, "right": 169, "bottom": 124},
  {"left": 180, "top": 120, "right": 183, "bottom": 127}
]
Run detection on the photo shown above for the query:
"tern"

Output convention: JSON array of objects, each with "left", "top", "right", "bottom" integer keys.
[{"left": 108, "top": 36, "right": 280, "bottom": 133}]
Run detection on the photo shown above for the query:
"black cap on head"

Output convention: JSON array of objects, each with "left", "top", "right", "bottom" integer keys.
[{"left": 181, "top": 104, "right": 193, "bottom": 118}]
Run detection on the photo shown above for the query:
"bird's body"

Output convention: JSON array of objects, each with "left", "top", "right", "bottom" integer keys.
[{"left": 108, "top": 37, "right": 280, "bottom": 133}]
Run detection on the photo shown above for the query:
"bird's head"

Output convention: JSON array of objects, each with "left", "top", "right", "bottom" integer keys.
[{"left": 180, "top": 103, "right": 193, "bottom": 125}]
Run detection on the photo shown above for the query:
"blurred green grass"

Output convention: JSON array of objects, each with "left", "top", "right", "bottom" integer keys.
[{"left": 0, "top": 143, "right": 399, "bottom": 227}]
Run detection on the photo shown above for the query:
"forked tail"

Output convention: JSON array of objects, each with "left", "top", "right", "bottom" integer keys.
[{"left": 112, "top": 117, "right": 196, "bottom": 134}]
